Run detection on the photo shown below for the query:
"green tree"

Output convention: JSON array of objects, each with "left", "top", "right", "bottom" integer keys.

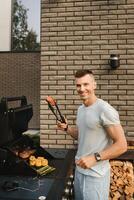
[
  {"left": 12, "top": 0, "right": 40, "bottom": 51},
  {"left": 25, "top": 29, "right": 40, "bottom": 51}
]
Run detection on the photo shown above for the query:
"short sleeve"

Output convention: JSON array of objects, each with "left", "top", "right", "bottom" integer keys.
[{"left": 100, "top": 106, "right": 120, "bottom": 127}]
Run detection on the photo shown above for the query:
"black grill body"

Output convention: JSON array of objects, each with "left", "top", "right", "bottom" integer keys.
[
  {"left": 0, "top": 96, "right": 56, "bottom": 176},
  {"left": 0, "top": 96, "right": 75, "bottom": 200}
]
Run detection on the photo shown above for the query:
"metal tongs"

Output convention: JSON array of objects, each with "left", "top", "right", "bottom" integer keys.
[{"left": 46, "top": 96, "right": 66, "bottom": 123}]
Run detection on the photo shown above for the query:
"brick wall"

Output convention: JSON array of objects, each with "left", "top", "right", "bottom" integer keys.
[
  {"left": 40, "top": 0, "right": 134, "bottom": 148},
  {"left": 0, "top": 52, "right": 40, "bottom": 129}
]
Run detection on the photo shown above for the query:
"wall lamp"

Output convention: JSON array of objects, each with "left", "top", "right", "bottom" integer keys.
[{"left": 109, "top": 54, "right": 120, "bottom": 69}]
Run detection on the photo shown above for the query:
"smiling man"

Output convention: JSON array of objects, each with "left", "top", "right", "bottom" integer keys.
[{"left": 57, "top": 69, "right": 127, "bottom": 200}]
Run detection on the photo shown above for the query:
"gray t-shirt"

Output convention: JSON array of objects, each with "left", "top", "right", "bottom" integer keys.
[{"left": 75, "top": 98, "right": 120, "bottom": 177}]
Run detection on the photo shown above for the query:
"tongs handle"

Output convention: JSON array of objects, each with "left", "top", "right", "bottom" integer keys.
[
  {"left": 47, "top": 102, "right": 60, "bottom": 121},
  {"left": 55, "top": 104, "right": 66, "bottom": 123}
]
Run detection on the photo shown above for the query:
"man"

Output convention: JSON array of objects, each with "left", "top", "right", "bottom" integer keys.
[{"left": 57, "top": 69, "right": 127, "bottom": 200}]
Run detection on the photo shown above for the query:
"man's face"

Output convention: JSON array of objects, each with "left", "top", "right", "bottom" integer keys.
[{"left": 75, "top": 74, "right": 96, "bottom": 101}]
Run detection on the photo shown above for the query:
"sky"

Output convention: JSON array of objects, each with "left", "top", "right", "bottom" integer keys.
[{"left": 21, "top": 0, "right": 40, "bottom": 42}]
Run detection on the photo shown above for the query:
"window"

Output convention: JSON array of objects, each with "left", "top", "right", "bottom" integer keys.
[
  {"left": 0, "top": 0, "right": 12, "bottom": 51},
  {"left": 12, "top": 0, "right": 40, "bottom": 51},
  {"left": 0, "top": 0, "right": 40, "bottom": 51}
]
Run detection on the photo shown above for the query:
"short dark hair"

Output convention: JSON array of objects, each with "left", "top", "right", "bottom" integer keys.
[{"left": 74, "top": 69, "right": 93, "bottom": 78}]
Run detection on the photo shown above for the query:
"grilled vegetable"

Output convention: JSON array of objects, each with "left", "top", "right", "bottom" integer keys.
[{"left": 29, "top": 156, "right": 48, "bottom": 167}]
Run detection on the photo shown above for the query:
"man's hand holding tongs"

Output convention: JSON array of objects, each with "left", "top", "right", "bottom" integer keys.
[{"left": 57, "top": 117, "right": 68, "bottom": 132}]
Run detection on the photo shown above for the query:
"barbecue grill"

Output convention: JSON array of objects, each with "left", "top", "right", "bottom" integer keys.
[{"left": 0, "top": 96, "right": 75, "bottom": 200}]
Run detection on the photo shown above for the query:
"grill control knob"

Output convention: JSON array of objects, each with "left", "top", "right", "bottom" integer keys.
[
  {"left": 64, "top": 187, "right": 70, "bottom": 195},
  {"left": 62, "top": 196, "right": 69, "bottom": 200},
  {"left": 70, "top": 187, "right": 74, "bottom": 196},
  {"left": 38, "top": 196, "right": 46, "bottom": 200},
  {"left": 66, "top": 179, "right": 72, "bottom": 186},
  {"left": 69, "top": 174, "right": 74, "bottom": 179}
]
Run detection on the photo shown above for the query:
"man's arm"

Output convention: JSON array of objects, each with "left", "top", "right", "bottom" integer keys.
[
  {"left": 57, "top": 120, "right": 78, "bottom": 140},
  {"left": 66, "top": 126, "right": 78, "bottom": 140},
  {"left": 99, "top": 124, "right": 127, "bottom": 160},
  {"left": 76, "top": 124, "right": 127, "bottom": 169}
]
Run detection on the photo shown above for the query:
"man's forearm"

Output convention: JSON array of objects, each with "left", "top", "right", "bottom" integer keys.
[
  {"left": 66, "top": 126, "right": 78, "bottom": 140},
  {"left": 75, "top": 142, "right": 127, "bottom": 170},
  {"left": 100, "top": 141, "right": 127, "bottom": 161}
]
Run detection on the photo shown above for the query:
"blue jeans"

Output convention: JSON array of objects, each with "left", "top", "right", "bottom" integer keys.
[{"left": 74, "top": 169, "right": 110, "bottom": 200}]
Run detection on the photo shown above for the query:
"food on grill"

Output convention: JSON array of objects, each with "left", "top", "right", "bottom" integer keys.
[
  {"left": 29, "top": 155, "right": 36, "bottom": 161},
  {"left": 37, "top": 156, "right": 45, "bottom": 161},
  {"left": 19, "top": 149, "right": 35, "bottom": 159},
  {"left": 29, "top": 160, "right": 36, "bottom": 166},
  {"left": 36, "top": 165, "right": 56, "bottom": 176},
  {"left": 46, "top": 96, "right": 56, "bottom": 106},
  {"left": 35, "top": 159, "right": 42, "bottom": 167},
  {"left": 19, "top": 151, "right": 30, "bottom": 159},
  {"left": 28, "top": 155, "right": 55, "bottom": 176},
  {"left": 29, "top": 156, "right": 48, "bottom": 167},
  {"left": 42, "top": 159, "right": 48, "bottom": 166}
]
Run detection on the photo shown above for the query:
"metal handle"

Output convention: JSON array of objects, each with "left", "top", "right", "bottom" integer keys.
[{"left": 1, "top": 96, "right": 27, "bottom": 107}]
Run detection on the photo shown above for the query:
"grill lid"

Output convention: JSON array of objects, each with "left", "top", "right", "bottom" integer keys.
[{"left": 0, "top": 96, "right": 33, "bottom": 147}]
